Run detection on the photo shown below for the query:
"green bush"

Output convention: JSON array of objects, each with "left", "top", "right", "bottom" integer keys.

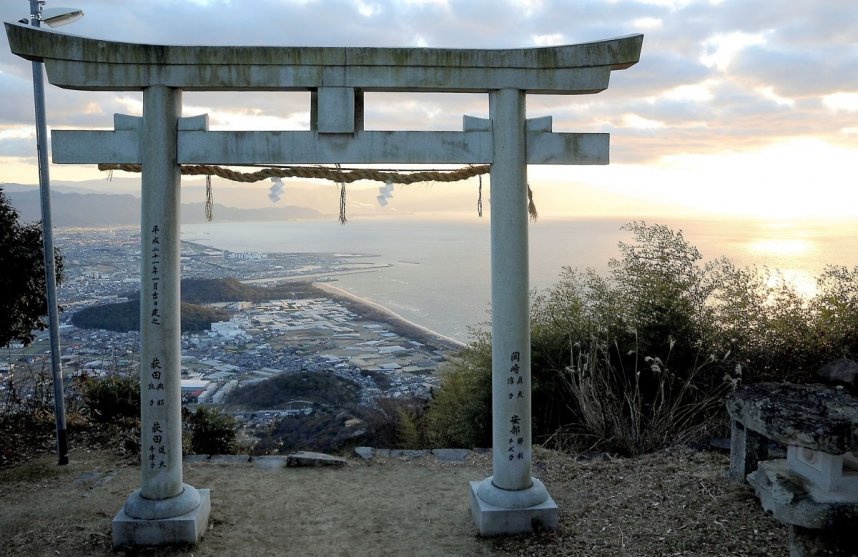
[
  {"left": 79, "top": 373, "right": 140, "bottom": 423},
  {"left": 426, "top": 221, "right": 858, "bottom": 454},
  {"left": 811, "top": 265, "right": 858, "bottom": 362},
  {"left": 425, "top": 334, "right": 492, "bottom": 448},
  {"left": 186, "top": 406, "right": 237, "bottom": 455}
]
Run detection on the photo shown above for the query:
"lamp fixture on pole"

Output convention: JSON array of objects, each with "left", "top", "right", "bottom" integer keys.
[{"left": 26, "top": 0, "right": 84, "bottom": 466}]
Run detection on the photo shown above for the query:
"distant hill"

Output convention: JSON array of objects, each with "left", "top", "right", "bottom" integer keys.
[
  {"left": 6, "top": 190, "right": 140, "bottom": 227},
  {"left": 72, "top": 278, "right": 319, "bottom": 332},
  {"left": 226, "top": 372, "right": 360, "bottom": 409},
  {"left": 71, "top": 300, "right": 230, "bottom": 333},
  {"left": 4, "top": 188, "right": 322, "bottom": 226},
  {"left": 180, "top": 278, "right": 318, "bottom": 304}
]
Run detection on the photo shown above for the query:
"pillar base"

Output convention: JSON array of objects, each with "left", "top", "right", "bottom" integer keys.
[
  {"left": 469, "top": 477, "right": 558, "bottom": 536},
  {"left": 112, "top": 487, "right": 210, "bottom": 548}
]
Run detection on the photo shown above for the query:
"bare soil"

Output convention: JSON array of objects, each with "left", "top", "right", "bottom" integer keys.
[{"left": 0, "top": 446, "right": 787, "bottom": 557}]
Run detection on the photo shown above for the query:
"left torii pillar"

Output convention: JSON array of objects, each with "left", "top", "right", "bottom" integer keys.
[{"left": 112, "top": 86, "right": 211, "bottom": 547}]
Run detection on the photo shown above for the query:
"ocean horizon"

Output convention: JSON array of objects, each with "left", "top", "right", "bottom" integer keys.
[{"left": 182, "top": 216, "right": 858, "bottom": 344}]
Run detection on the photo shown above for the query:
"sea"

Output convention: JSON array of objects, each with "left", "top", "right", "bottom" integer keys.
[{"left": 182, "top": 216, "right": 858, "bottom": 344}]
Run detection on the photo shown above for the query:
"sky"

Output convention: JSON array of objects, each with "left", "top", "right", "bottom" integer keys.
[{"left": 1, "top": 0, "right": 857, "bottom": 220}]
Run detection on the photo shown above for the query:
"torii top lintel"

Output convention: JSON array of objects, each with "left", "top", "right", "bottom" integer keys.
[{"left": 5, "top": 22, "right": 641, "bottom": 94}]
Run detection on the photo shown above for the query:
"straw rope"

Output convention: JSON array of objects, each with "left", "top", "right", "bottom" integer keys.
[
  {"left": 97, "top": 163, "right": 490, "bottom": 185},
  {"left": 97, "top": 162, "right": 538, "bottom": 220}
]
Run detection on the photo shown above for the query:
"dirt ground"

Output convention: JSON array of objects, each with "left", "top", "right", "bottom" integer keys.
[{"left": 0, "top": 445, "right": 788, "bottom": 557}]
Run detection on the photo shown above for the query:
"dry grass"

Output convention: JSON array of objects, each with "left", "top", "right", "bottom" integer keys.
[
  {"left": 556, "top": 338, "right": 733, "bottom": 456},
  {"left": 0, "top": 444, "right": 787, "bottom": 557}
]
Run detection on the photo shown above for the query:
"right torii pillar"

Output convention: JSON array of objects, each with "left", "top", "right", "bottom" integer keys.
[
  {"left": 469, "top": 87, "right": 555, "bottom": 535},
  {"left": 470, "top": 72, "right": 643, "bottom": 536}
]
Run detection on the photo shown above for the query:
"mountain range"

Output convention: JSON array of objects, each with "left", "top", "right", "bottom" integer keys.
[{"left": 3, "top": 186, "right": 324, "bottom": 227}]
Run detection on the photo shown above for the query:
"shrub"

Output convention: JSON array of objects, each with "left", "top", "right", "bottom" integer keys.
[
  {"left": 555, "top": 336, "right": 735, "bottom": 455},
  {"left": 427, "top": 221, "right": 858, "bottom": 455},
  {"left": 79, "top": 373, "right": 140, "bottom": 423},
  {"left": 812, "top": 265, "right": 858, "bottom": 361},
  {"left": 186, "top": 406, "right": 237, "bottom": 455},
  {"left": 425, "top": 333, "right": 492, "bottom": 448}
]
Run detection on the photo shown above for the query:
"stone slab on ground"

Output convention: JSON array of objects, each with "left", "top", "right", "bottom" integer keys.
[
  {"left": 112, "top": 489, "right": 210, "bottom": 549},
  {"left": 253, "top": 456, "right": 287, "bottom": 470},
  {"left": 354, "top": 447, "right": 373, "bottom": 460},
  {"left": 286, "top": 451, "right": 347, "bottom": 467}
]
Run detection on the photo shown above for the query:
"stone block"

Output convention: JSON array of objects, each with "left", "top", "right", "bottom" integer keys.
[
  {"left": 469, "top": 481, "right": 558, "bottom": 536},
  {"left": 747, "top": 460, "right": 858, "bottom": 528},
  {"left": 353, "top": 446, "right": 373, "bottom": 460},
  {"left": 112, "top": 489, "right": 210, "bottom": 549},
  {"left": 726, "top": 383, "right": 858, "bottom": 454},
  {"left": 253, "top": 456, "right": 287, "bottom": 470},
  {"left": 787, "top": 446, "right": 858, "bottom": 497},
  {"left": 285, "top": 451, "right": 347, "bottom": 467},
  {"left": 729, "top": 419, "right": 768, "bottom": 483}
]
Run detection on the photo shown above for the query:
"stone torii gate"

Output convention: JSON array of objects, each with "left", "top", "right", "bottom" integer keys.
[{"left": 6, "top": 21, "right": 642, "bottom": 547}]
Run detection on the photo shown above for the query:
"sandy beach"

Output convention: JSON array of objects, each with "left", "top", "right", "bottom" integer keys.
[{"left": 311, "top": 281, "right": 468, "bottom": 351}]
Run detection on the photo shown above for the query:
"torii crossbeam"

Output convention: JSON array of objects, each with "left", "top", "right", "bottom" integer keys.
[{"left": 6, "top": 21, "right": 642, "bottom": 547}]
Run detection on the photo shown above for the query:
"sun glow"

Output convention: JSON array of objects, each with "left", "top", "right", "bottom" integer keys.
[
  {"left": 766, "top": 269, "right": 818, "bottom": 299},
  {"left": 746, "top": 239, "right": 813, "bottom": 257}
]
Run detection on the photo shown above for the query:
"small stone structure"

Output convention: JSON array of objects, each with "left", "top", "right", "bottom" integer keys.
[{"left": 727, "top": 383, "right": 858, "bottom": 556}]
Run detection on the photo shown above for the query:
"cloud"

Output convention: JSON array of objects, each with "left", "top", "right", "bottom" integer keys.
[{"left": 0, "top": 0, "right": 856, "bottom": 218}]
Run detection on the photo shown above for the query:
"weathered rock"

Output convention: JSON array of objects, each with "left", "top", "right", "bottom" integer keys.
[
  {"left": 817, "top": 359, "right": 858, "bottom": 392},
  {"left": 748, "top": 460, "right": 858, "bottom": 529},
  {"left": 253, "top": 456, "right": 287, "bottom": 470},
  {"left": 285, "top": 451, "right": 347, "bottom": 467},
  {"left": 726, "top": 383, "right": 858, "bottom": 454},
  {"left": 353, "top": 447, "right": 373, "bottom": 460}
]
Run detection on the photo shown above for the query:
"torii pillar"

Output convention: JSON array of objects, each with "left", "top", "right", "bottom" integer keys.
[{"left": 5, "top": 21, "right": 642, "bottom": 544}]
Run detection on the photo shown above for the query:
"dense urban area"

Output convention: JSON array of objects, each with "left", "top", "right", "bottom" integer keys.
[{"left": 1, "top": 226, "right": 455, "bottom": 447}]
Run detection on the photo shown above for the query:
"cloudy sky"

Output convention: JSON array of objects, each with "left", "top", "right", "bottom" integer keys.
[{"left": 1, "top": 0, "right": 857, "bottom": 219}]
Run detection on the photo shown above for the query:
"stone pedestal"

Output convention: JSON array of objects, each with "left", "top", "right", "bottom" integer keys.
[
  {"left": 469, "top": 479, "right": 558, "bottom": 536},
  {"left": 112, "top": 486, "right": 210, "bottom": 548},
  {"left": 748, "top": 460, "right": 858, "bottom": 557}
]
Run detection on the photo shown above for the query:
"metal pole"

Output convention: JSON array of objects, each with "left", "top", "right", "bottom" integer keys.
[{"left": 29, "top": 0, "right": 68, "bottom": 465}]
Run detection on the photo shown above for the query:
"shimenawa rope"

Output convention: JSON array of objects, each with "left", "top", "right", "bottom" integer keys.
[{"left": 97, "top": 163, "right": 537, "bottom": 221}]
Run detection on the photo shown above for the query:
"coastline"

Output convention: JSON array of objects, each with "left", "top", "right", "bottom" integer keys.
[{"left": 311, "top": 282, "right": 467, "bottom": 351}]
